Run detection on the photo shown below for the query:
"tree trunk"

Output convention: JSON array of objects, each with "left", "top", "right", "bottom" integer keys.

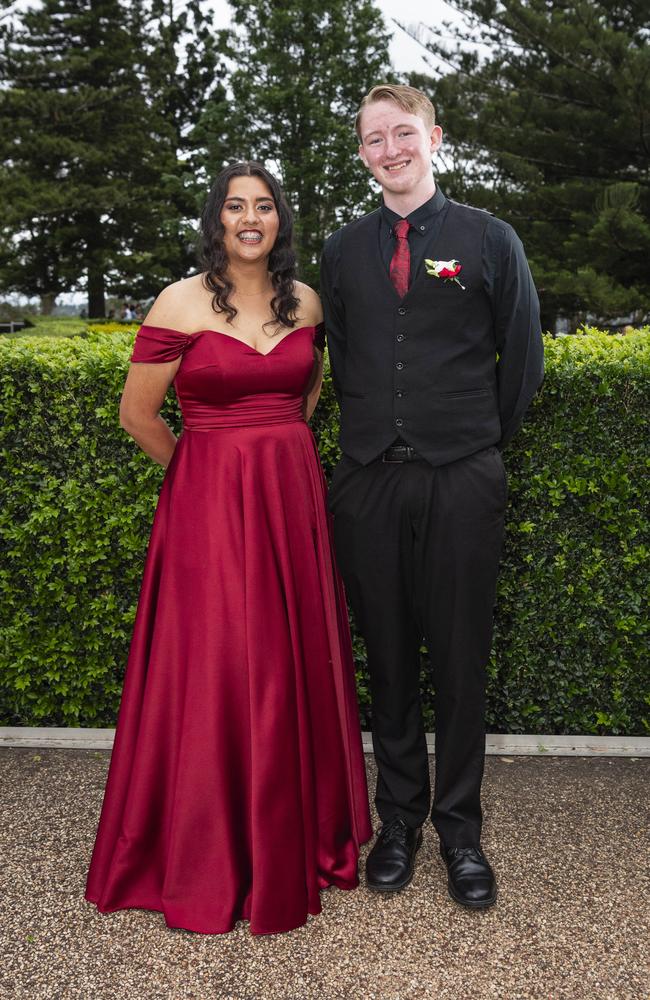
[
  {"left": 40, "top": 292, "right": 57, "bottom": 315},
  {"left": 539, "top": 298, "right": 557, "bottom": 337},
  {"left": 87, "top": 257, "right": 105, "bottom": 318}
]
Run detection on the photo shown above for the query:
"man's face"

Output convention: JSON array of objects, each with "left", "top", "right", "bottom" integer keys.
[{"left": 358, "top": 99, "right": 442, "bottom": 197}]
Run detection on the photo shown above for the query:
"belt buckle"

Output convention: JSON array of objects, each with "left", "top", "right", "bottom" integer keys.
[{"left": 382, "top": 446, "right": 408, "bottom": 463}]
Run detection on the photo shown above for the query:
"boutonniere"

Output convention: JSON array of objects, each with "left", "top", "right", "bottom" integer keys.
[{"left": 424, "top": 258, "right": 465, "bottom": 290}]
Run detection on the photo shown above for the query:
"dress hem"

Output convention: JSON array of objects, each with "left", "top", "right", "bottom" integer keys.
[{"left": 84, "top": 869, "right": 366, "bottom": 936}]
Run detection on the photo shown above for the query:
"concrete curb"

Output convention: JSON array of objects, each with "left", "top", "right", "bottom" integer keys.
[{"left": 1, "top": 727, "right": 649, "bottom": 756}]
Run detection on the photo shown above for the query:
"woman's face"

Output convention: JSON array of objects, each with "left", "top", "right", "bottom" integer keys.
[{"left": 219, "top": 175, "right": 280, "bottom": 265}]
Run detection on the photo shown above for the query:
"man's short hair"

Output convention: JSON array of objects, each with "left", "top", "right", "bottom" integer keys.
[{"left": 355, "top": 84, "right": 436, "bottom": 141}]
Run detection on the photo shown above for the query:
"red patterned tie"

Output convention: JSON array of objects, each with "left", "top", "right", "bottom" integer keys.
[{"left": 389, "top": 219, "right": 411, "bottom": 298}]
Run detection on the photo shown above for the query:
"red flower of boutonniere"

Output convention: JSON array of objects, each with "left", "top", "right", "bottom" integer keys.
[{"left": 424, "top": 258, "right": 466, "bottom": 290}]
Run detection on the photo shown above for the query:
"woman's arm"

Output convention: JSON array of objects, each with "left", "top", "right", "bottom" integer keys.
[
  {"left": 119, "top": 361, "right": 182, "bottom": 467},
  {"left": 295, "top": 281, "right": 325, "bottom": 422},
  {"left": 304, "top": 351, "right": 324, "bottom": 421},
  {"left": 120, "top": 285, "right": 189, "bottom": 467}
]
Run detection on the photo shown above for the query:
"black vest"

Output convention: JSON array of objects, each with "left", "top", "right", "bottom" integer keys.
[{"left": 334, "top": 201, "right": 502, "bottom": 466}]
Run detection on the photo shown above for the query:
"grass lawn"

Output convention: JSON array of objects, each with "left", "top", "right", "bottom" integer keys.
[{"left": 1, "top": 316, "right": 137, "bottom": 338}]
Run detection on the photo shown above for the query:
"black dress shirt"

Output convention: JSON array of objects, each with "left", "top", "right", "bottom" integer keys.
[
  {"left": 379, "top": 187, "right": 448, "bottom": 281},
  {"left": 321, "top": 183, "right": 543, "bottom": 450}
]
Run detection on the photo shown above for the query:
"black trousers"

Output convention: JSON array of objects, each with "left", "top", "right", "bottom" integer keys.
[{"left": 329, "top": 446, "right": 507, "bottom": 847}]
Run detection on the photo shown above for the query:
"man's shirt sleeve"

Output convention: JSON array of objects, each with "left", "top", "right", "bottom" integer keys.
[
  {"left": 320, "top": 231, "right": 346, "bottom": 404},
  {"left": 485, "top": 220, "right": 544, "bottom": 449}
]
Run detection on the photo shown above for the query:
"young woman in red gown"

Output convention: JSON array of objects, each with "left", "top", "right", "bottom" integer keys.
[{"left": 85, "top": 162, "right": 372, "bottom": 935}]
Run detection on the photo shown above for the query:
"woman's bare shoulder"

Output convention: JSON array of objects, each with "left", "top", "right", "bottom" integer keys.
[
  {"left": 143, "top": 274, "right": 207, "bottom": 331},
  {"left": 294, "top": 281, "right": 323, "bottom": 327}
]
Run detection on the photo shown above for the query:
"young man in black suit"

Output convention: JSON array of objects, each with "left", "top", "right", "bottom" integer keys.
[{"left": 320, "top": 84, "right": 543, "bottom": 908}]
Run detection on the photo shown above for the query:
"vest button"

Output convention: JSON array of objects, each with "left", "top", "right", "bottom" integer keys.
[
  {"left": 395, "top": 390, "right": 404, "bottom": 397},
  {"left": 396, "top": 362, "right": 404, "bottom": 370},
  {"left": 398, "top": 306, "right": 407, "bottom": 315},
  {"left": 395, "top": 418, "right": 404, "bottom": 427},
  {"left": 396, "top": 334, "right": 405, "bottom": 342}
]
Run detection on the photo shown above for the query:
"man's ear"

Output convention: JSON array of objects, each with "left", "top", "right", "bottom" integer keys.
[
  {"left": 430, "top": 125, "right": 443, "bottom": 154},
  {"left": 359, "top": 145, "right": 369, "bottom": 169}
]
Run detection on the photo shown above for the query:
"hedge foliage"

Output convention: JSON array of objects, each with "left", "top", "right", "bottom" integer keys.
[{"left": 1, "top": 328, "right": 648, "bottom": 734}]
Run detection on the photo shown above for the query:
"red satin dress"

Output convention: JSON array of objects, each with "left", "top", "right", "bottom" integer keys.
[{"left": 85, "top": 323, "right": 372, "bottom": 935}]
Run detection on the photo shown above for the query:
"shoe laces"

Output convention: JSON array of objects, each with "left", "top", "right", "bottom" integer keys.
[
  {"left": 447, "top": 846, "right": 484, "bottom": 860},
  {"left": 379, "top": 817, "right": 410, "bottom": 844},
  {"left": 445, "top": 846, "right": 492, "bottom": 878}
]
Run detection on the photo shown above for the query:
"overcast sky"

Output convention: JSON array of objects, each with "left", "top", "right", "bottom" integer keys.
[{"left": 205, "top": 0, "right": 461, "bottom": 76}]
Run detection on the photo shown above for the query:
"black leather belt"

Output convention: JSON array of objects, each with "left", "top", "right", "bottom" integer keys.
[{"left": 381, "top": 444, "right": 422, "bottom": 463}]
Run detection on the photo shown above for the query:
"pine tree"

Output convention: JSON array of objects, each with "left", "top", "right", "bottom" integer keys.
[
  {"left": 207, "top": 0, "right": 394, "bottom": 287},
  {"left": 134, "top": 0, "right": 228, "bottom": 291},
  {"left": 404, "top": 0, "right": 650, "bottom": 328},
  {"left": 0, "top": 0, "right": 226, "bottom": 315}
]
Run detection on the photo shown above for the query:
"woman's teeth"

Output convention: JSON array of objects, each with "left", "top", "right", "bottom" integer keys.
[{"left": 238, "top": 231, "right": 263, "bottom": 244}]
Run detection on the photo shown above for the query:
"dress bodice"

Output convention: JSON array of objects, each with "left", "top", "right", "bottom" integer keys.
[{"left": 131, "top": 323, "right": 324, "bottom": 430}]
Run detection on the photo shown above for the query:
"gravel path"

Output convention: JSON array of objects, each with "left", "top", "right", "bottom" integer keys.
[{"left": 1, "top": 749, "right": 648, "bottom": 1000}]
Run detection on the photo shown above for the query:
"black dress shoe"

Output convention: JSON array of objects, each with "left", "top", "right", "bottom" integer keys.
[
  {"left": 366, "top": 816, "right": 422, "bottom": 892},
  {"left": 440, "top": 843, "right": 497, "bottom": 909}
]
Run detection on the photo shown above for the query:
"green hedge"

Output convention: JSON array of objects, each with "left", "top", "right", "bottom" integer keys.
[{"left": 1, "top": 328, "right": 648, "bottom": 734}]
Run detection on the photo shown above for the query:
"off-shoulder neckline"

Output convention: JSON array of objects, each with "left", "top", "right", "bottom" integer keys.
[{"left": 137, "top": 323, "right": 322, "bottom": 358}]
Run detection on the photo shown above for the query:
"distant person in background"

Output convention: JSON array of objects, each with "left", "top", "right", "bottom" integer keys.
[
  {"left": 85, "top": 160, "right": 371, "bottom": 935},
  {"left": 123, "top": 303, "right": 135, "bottom": 321},
  {"left": 321, "top": 84, "right": 544, "bottom": 908}
]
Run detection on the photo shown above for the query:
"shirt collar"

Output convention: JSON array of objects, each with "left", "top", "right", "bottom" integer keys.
[{"left": 381, "top": 184, "right": 447, "bottom": 238}]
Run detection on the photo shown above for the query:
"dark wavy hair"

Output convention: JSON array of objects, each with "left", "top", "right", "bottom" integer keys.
[{"left": 199, "top": 161, "right": 299, "bottom": 331}]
